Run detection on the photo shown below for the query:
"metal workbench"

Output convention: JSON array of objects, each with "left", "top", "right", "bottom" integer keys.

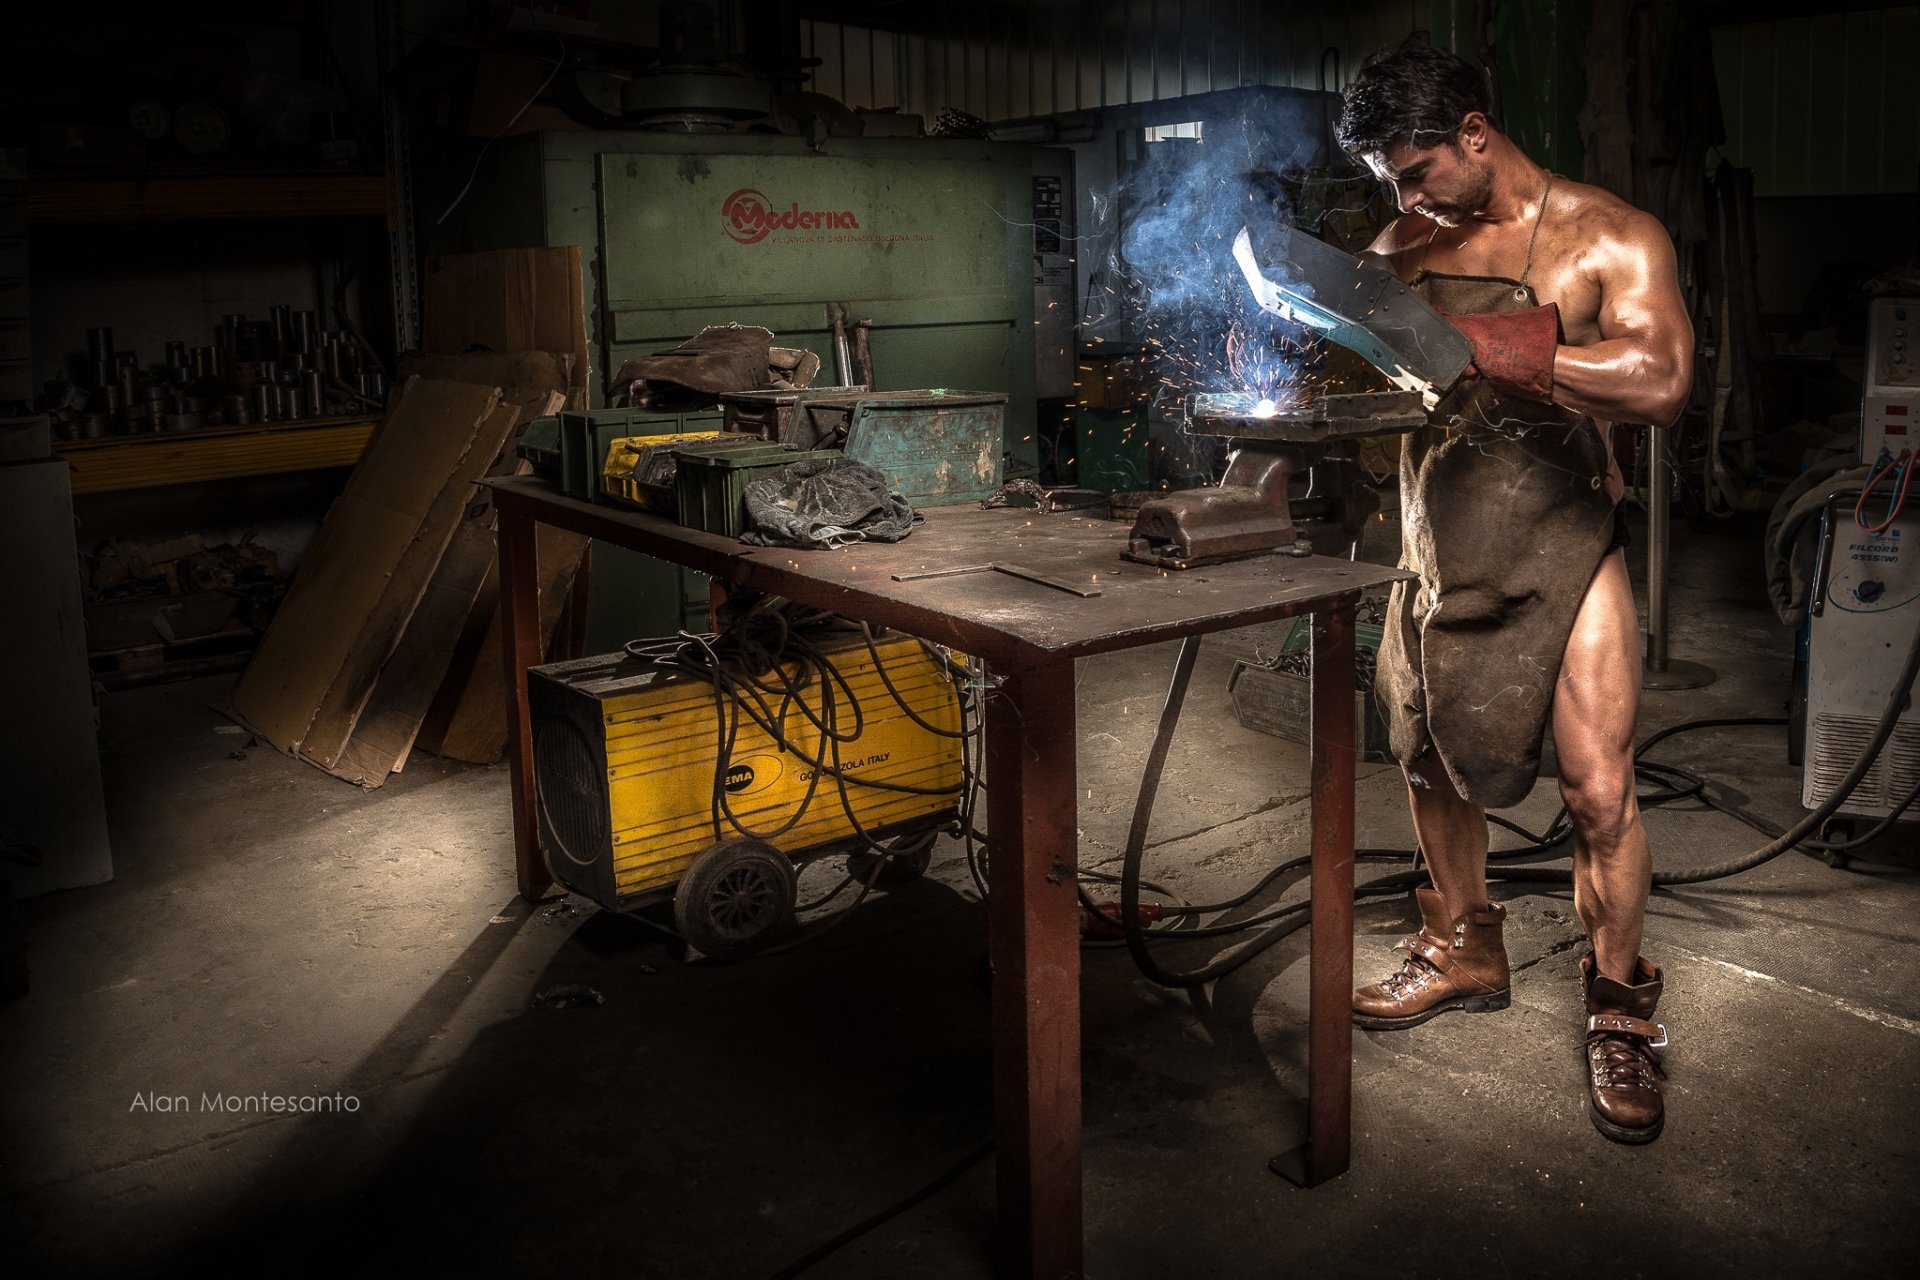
[{"left": 483, "top": 475, "right": 1409, "bottom": 1279}]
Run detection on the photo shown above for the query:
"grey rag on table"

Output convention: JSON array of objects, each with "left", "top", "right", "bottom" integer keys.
[{"left": 740, "top": 457, "right": 920, "bottom": 549}]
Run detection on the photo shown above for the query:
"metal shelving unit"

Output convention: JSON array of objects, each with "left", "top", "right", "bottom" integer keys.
[{"left": 54, "top": 414, "right": 379, "bottom": 494}]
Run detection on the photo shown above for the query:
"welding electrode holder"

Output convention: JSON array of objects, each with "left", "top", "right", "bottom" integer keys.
[{"left": 1232, "top": 219, "right": 1474, "bottom": 409}]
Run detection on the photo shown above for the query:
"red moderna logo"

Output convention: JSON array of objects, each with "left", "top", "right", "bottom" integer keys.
[{"left": 721, "top": 188, "right": 860, "bottom": 244}]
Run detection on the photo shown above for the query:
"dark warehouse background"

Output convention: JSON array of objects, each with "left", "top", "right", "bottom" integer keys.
[{"left": 2, "top": 3, "right": 1917, "bottom": 1278}]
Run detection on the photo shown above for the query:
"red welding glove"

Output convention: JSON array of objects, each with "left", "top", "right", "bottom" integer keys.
[{"left": 1443, "top": 302, "right": 1563, "bottom": 404}]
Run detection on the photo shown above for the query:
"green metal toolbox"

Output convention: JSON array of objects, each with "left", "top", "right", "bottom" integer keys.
[{"left": 833, "top": 391, "right": 1006, "bottom": 504}]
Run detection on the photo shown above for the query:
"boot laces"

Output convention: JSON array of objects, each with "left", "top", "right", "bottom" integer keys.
[
  {"left": 1377, "top": 945, "right": 1439, "bottom": 997},
  {"left": 1589, "top": 1035, "right": 1666, "bottom": 1089}
]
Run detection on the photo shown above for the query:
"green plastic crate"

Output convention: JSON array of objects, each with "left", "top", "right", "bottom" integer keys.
[
  {"left": 674, "top": 443, "right": 842, "bottom": 538},
  {"left": 518, "top": 414, "right": 563, "bottom": 476},
  {"left": 515, "top": 407, "right": 726, "bottom": 501}
]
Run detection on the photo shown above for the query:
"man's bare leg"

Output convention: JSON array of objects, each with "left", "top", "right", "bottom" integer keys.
[
  {"left": 1555, "top": 547, "right": 1668, "bottom": 1142},
  {"left": 1404, "top": 766, "right": 1490, "bottom": 920},
  {"left": 1551, "top": 548, "right": 1651, "bottom": 982},
  {"left": 1352, "top": 760, "right": 1509, "bottom": 1028}
]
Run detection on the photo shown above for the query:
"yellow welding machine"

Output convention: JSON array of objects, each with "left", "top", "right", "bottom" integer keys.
[{"left": 528, "top": 630, "right": 965, "bottom": 931}]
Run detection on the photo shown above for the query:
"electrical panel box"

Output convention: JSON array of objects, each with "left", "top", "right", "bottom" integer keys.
[
  {"left": 1862, "top": 295, "right": 1918, "bottom": 463},
  {"left": 1031, "top": 146, "right": 1076, "bottom": 400},
  {"left": 1802, "top": 503, "right": 1920, "bottom": 818}
]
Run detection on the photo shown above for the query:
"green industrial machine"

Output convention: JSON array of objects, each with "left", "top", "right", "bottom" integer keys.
[
  {"left": 437, "top": 132, "right": 1039, "bottom": 650},
  {"left": 1072, "top": 408, "right": 1150, "bottom": 493}
]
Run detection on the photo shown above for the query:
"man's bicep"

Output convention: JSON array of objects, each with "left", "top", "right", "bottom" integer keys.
[{"left": 1596, "top": 213, "right": 1689, "bottom": 352}]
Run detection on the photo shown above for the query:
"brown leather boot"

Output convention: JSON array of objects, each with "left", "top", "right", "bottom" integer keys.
[
  {"left": 1352, "top": 888, "right": 1511, "bottom": 1029},
  {"left": 1581, "top": 953, "right": 1667, "bottom": 1144}
]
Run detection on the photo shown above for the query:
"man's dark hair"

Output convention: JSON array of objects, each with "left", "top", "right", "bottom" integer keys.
[{"left": 1335, "top": 42, "right": 1496, "bottom": 157}]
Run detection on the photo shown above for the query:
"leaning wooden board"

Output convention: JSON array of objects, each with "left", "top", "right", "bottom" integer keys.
[{"left": 230, "top": 378, "right": 501, "bottom": 757}]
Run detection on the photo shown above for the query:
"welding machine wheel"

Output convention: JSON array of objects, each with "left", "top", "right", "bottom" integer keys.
[
  {"left": 674, "top": 838, "right": 798, "bottom": 962},
  {"left": 844, "top": 830, "right": 937, "bottom": 887}
]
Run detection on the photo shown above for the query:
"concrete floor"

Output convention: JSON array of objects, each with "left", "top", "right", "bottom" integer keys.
[{"left": 5, "top": 511, "right": 1918, "bottom": 1278}]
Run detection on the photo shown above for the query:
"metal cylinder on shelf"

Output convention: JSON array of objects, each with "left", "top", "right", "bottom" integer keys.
[
  {"left": 293, "top": 309, "right": 318, "bottom": 355},
  {"left": 284, "top": 386, "right": 306, "bottom": 420},
  {"left": 240, "top": 320, "right": 273, "bottom": 362},
  {"left": 86, "top": 327, "right": 115, "bottom": 364},
  {"left": 253, "top": 383, "right": 276, "bottom": 422},
  {"left": 269, "top": 305, "right": 291, "bottom": 355},
  {"left": 223, "top": 393, "right": 251, "bottom": 426},
  {"left": 303, "top": 371, "right": 326, "bottom": 417}
]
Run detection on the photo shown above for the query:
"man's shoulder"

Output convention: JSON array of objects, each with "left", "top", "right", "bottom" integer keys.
[
  {"left": 1548, "top": 177, "right": 1667, "bottom": 248},
  {"left": 1368, "top": 213, "right": 1439, "bottom": 258}
]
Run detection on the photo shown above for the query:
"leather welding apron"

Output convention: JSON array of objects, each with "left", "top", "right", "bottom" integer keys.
[{"left": 1373, "top": 269, "right": 1619, "bottom": 810}]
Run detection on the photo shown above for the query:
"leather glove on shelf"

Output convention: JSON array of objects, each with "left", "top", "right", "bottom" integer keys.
[{"left": 1444, "top": 302, "right": 1563, "bottom": 404}]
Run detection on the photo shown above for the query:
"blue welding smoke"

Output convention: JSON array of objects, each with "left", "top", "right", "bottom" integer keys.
[{"left": 1093, "top": 105, "right": 1333, "bottom": 403}]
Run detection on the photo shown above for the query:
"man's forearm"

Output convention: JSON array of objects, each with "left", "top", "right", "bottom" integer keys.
[{"left": 1552, "top": 339, "right": 1690, "bottom": 426}]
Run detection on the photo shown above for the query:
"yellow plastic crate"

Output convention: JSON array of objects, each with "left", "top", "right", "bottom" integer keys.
[{"left": 599, "top": 430, "right": 725, "bottom": 510}]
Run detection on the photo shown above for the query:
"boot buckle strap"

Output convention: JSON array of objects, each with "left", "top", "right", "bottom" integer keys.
[
  {"left": 1404, "top": 935, "right": 1452, "bottom": 968},
  {"left": 1586, "top": 1014, "right": 1667, "bottom": 1048}
]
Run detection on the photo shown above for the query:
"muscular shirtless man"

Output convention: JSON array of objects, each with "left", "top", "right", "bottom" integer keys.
[{"left": 1333, "top": 43, "right": 1693, "bottom": 1144}]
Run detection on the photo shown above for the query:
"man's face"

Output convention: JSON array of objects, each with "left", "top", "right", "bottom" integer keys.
[{"left": 1363, "top": 134, "right": 1493, "bottom": 227}]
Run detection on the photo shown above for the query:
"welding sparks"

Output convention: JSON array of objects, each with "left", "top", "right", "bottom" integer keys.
[{"left": 1252, "top": 398, "right": 1279, "bottom": 418}]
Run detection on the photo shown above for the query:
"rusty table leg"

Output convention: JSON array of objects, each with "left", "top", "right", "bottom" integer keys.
[
  {"left": 1270, "top": 602, "right": 1356, "bottom": 1186},
  {"left": 496, "top": 502, "right": 552, "bottom": 902},
  {"left": 983, "top": 657, "right": 1082, "bottom": 1280}
]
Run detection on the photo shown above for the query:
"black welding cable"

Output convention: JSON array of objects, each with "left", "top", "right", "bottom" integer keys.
[
  {"left": 1491, "top": 615, "right": 1920, "bottom": 888},
  {"left": 1112, "top": 615, "right": 1920, "bottom": 987},
  {"left": 856, "top": 622, "right": 972, "bottom": 739},
  {"left": 1806, "top": 774, "right": 1920, "bottom": 851},
  {"left": 764, "top": 1136, "right": 996, "bottom": 1280},
  {"left": 1117, "top": 635, "right": 1315, "bottom": 987}
]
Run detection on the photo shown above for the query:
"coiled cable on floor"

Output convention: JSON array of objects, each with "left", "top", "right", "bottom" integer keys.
[{"left": 1108, "top": 613, "right": 1920, "bottom": 988}]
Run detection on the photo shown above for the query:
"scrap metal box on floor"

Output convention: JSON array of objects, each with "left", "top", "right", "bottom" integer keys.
[
  {"left": 1227, "top": 616, "right": 1391, "bottom": 763},
  {"left": 433, "top": 132, "right": 1040, "bottom": 650}
]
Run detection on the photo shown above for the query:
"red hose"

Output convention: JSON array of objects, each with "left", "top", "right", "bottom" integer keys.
[{"left": 1854, "top": 448, "right": 1914, "bottom": 533}]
